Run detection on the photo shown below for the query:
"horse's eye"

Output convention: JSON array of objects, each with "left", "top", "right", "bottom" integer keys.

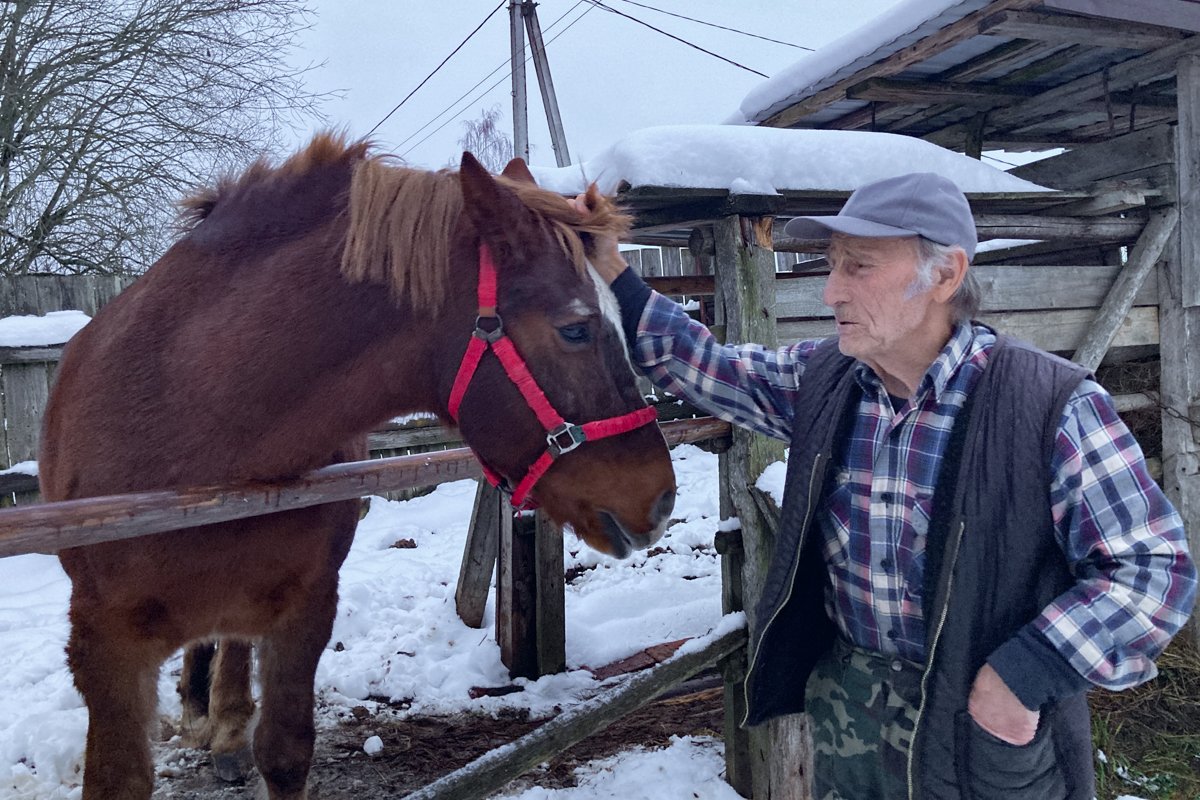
[{"left": 557, "top": 323, "right": 591, "bottom": 345}]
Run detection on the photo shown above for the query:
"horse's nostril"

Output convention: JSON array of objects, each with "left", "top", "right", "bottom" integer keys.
[{"left": 652, "top": 489, "right": 675, "bottom": 525}]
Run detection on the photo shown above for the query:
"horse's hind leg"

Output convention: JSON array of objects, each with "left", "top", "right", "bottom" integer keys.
[
  {"left": 208, "top": 639, "right": 256, "bottom": 781},
  {"left": 68, "top": 608, "right": 167, "bottom": 800},
  {"left": 178, "top": 642, "right": 215, "bottom": 745}
]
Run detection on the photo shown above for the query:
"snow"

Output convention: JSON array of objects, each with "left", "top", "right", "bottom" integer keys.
[
  {"left": 0, "top": 311, "right": 90, "bottom": 348},
  {"left": 528, "top": 125, "right": 1050, "bottom": 196},
  {"left": 0, "top": 444, "right": 737, "bottom": 799},
  {"left": 734, "top": 0, "right": 987, "bottom": 125},
  {"left": 0, "top": 462, "right": 38, "bottom": 478}
]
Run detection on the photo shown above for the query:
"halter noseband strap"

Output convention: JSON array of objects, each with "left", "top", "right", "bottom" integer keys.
[{"left": 447, "top": 244, "right": 658, "bottom": 510}]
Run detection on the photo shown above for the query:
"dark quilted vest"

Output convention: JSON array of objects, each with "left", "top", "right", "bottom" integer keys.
[{"left": 741, "top": 334, "right": 1094, "bottom": 800}]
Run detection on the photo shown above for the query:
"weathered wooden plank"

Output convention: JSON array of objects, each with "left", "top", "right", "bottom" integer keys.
[
  {"left": 0, "top": 346, "right": 66, "bottom": 364},
  {"left": 847, "top": 77, "right": 1034, "bottom": 106},
  {"left": 1011, "top": 126, "right": 1176, "bottom": 190},
  {"left": 775, "top": 264, "right": 1160, "bottom": 318},
  {"left": 979, "top": 8, "right": 1187, "bottom": 50},
  {"left": 498, "top": 511, "right": 538, "bottom": 679},
  {"left": 455, "top": 482, "right": 506, "bottom": 629},
  {"left": 1, "top": 364, "right": 51, "bottom": 466},
  {"left": 973, "top": 213, "right": 1144, "bottom": 241},
  {"left": 640, "top": 247, "right": 663, "bottom": 278},
  {"left": 714, "top": 529, "right": 751, "bottom": 796},
  {"left": 0, "top": 417, "right": 733, "bottom": 557},
  {"left": 534, "top": 509, "right": 566, "bottom": 675},
  {"left": 1043, "top": 0, "right": 1200, "bottom": 33},
  {"left": 1073, "top": 209, "right": 1178, "bottom": 371},
  {"left": 401, "top": 626, "right": 748, "bottom": 800},
  {"left": 662, "top": 247, "right": 684, "bottom": 278},
  {"left": 779, "top": 306, "right": 1159, "bottom": 354}
]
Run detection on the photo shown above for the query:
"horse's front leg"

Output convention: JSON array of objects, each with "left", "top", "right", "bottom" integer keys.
[{"left": 68, "top": 600, "right": 170, "bottom": 800}]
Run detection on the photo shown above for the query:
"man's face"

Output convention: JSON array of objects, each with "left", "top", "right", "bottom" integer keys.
[{"left": 822, "top": 234, "right": 941, "bottom": 373}]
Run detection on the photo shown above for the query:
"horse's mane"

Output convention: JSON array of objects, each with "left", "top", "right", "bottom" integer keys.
[
  {"left": 341, "top": 150, "right": 632, "bottom": 309},
  {"left": 179, "top": 134, "right": 631, "bottom": 310}
]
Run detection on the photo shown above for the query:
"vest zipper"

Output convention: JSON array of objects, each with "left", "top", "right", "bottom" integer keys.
[
  {"left": 907, "top": 519, "right": 966, "bottom": 800},
  {"left": 739, "top": 451, "right": 825, "bottom": 727}
]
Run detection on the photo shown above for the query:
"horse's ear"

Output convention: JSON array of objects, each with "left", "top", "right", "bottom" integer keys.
[
  {"left": 459, "top": 152, "right": 535, "bottom": 245},
  {"left": 500, "top": 157, "right": 537, "bottom": 185}
]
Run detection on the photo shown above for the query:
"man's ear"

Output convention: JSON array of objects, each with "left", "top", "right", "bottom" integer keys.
[{"left": 932, "top": 248, "right": 969, "bottom": 303}]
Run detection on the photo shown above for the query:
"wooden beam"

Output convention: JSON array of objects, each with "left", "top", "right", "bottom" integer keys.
[
  {"left": 759, "top": 0, "right": 1042, "bottom": 128},
  {"left": 1072, "top": 208, "right": 1179, "bottom": 371},
  {"left": 979, "top": 8, "right": 1187, "bottom": 50},
  {"left": 780, "top": 306, "right": 1159, "bottom": 354},
  {"left": 972, "top": 213, "right": 1144, "bottom": 241},
  {"left": 1043, "top": 0, "right": 1200, "bottom": 33},
  {"left": 401, "top": 626, "right": 748, "bottom": 800},
  {"left": 924, "top": 37, "right": 1200, "bottom": 148},
  {"left": 0, "top": 417, "right": 732, "bottom": 558},
  {"left": 1179, "top": 54, "right": 1200, "bottom": 308},
  {"left": 1009, "top": 125, "right": 1175, "bottom": 190},
  {"left": 846, "top": 77, "right": 1034, "bottom": 106}
]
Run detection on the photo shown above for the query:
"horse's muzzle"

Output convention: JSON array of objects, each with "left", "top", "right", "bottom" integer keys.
[{"left": 599, "top": 489, "right": 674, "bottom": 558}]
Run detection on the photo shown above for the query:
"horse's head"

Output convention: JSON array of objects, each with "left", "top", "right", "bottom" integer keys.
[{"left": 447, "top": 153, "right": 675, "bottom": 558}]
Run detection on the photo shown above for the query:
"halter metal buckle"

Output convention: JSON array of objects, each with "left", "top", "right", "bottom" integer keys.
[
  {"left": 547, "top": 423, "right": 586, "bottom": 457},
  {"left": 474, "top": 314, "right": 504, "bottom": 343}
]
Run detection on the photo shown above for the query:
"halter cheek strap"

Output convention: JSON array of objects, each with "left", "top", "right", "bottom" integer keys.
[{"left": 447, "top": 244, "right": 658, "bottom": 510}]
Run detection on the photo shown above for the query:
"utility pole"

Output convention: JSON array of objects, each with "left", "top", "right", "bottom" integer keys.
[
  {"left": 509, "top": 1, "right": 529, "bottom": 162},
  {"left": 522, "top": 0, "right": 571, "bottom": 167},
  {"left": 509, "top": 0, "right": 571, "bottom": 166}
]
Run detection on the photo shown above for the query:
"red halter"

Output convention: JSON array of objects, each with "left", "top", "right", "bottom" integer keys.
[{"left": 447, "top": 244, "right": 658, "bottom": 510}]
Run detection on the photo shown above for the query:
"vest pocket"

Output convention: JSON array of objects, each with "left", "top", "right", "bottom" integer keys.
[{"left": 954, "top": 710, "right": 1067, "bottom": 800}]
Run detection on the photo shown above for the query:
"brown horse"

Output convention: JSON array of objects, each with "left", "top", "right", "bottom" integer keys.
[{"left": 38, "top": 135, "right": 676, "bottom": 800}]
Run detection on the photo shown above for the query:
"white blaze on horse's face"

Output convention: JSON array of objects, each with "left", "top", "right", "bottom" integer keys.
[{"left": 587, "top": 261, "right": 630, "bottom": 364}]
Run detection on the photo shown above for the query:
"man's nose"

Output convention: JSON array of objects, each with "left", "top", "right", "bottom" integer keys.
[{"left": 823, "top": 269, "right": 846, "bottom": 308}]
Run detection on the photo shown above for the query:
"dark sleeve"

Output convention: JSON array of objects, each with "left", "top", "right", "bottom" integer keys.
[
  {"left": 987, "top": 627, "right": 1093, "bottom": 711},
  {"left": 609, "top": 266, "right": 653, "bottom": 344}
]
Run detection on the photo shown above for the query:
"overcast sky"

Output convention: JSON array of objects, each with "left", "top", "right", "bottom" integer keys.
[{"left": 287, "top": 1, "right": 906, "bottom": 170}]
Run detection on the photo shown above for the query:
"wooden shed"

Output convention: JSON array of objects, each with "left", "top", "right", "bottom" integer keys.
[{"left": 596, "top": 2, "right": 1200, "bottom": 796}]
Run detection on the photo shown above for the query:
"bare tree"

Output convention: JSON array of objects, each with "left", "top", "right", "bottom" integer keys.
[
  {"left": 453, "top": 105, "right": 514, "bottom": 174},
  {"left": 0, "top": 0, "right": 324, "bottom": 276}
]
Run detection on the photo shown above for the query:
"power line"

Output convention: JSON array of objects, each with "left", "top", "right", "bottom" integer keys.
[
  {"left": 366, "top": 0, "right": 506, "bottom": 136},
  {"left": 613, "top": 0, "right": 813, "bottom": 51},
  {"left": 399, "top": 2, "right": 595, "bottom": 160},
  {"left": 580, "top": 0, "right": 769, "bottom": 78}
]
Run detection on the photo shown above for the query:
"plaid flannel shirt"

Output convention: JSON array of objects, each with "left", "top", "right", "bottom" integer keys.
[{"left": 633, "top": 289, "right": 1196, "bottom": 693}]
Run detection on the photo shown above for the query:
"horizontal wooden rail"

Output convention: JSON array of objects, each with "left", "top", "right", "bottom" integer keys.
[
  {"left": 0, "top": 418, "right": 730, "bottom": 559},
  {"left": 402, "top": 624, "right": 748, "bottom": 800}
]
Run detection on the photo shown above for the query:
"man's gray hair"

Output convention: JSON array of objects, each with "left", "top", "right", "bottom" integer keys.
[{"left": 909, "top": 237, "right": 981, "bottom": 322}]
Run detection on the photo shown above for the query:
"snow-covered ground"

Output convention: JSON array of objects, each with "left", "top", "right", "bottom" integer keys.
[{"left": 1, "top": 444, "right": 744, "bottom": 800}]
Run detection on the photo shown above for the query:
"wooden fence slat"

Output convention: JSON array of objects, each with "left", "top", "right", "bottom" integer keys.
[
  {"left": 534, "top": 509, "right": 566, "bottom": 675},
  {"left": 498, "top": 511, "right": 538, "bottom": 678},
  {"left": 640, "top": 248, "right": 663, "bottom": 278},
  {"left": 1, "top": 363, "right": 51, "bottom": 467},
  {"left": 401, "top": 625, "right": 748, "bottom": 800},
  {"left": 0, "top": 417, "right": 731, "bottom": 558}
]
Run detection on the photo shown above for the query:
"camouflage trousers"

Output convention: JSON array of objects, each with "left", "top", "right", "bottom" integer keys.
[{"left": 806, "top": 637, "right": 924, "bottom": 800}]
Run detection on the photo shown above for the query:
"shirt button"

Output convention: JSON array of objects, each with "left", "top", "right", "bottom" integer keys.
[
  {"left": 887, "top": 629, "right": 899, "bottom": 640},
  {"left": 881, "top": 492, "right": 894, "bottom": 503},
  {"left": 880, "top": 558, "right": 894, "bottom": 571},
  {"left": 891, "top": 659, "right": 904, "bottom": 672}
]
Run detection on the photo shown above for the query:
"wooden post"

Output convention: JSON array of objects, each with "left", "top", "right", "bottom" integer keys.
[
  {"left": 534, "top": 509, "right": 566, "bottom": 674},
  {"left": 713, "top": 214, "right": 809, "bottom": 799},
  {"left": 1166, "top": 53, "right": 1200, "bottom": 651},
  {"left": 1071, "top": 208, "right": 1178, "bottom": 372},
  {"left": 498, "top": 510, "right": 539, "bottom": 678},
  {"left": 455, "top": 481, "right": 506, "bottom": 629},
  {"left": 716, "top": 528, "right": 752, "bottom": 797}
]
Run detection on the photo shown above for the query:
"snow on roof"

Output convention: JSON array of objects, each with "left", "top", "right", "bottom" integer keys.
[
  {"left": 528, "top": 125, "right": 1050, "bottom": 196},
  {"left": 733, "top": 0, "right": 986, "bottom": 125}
]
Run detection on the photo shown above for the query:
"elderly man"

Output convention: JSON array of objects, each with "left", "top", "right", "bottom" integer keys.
[{"left": 580, "top": 172, "right": 1196, "bottom": 800}]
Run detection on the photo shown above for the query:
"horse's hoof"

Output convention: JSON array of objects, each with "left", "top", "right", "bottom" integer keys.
[{"left": 213, "top": 748, "right": 253, "bottom": 783}]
